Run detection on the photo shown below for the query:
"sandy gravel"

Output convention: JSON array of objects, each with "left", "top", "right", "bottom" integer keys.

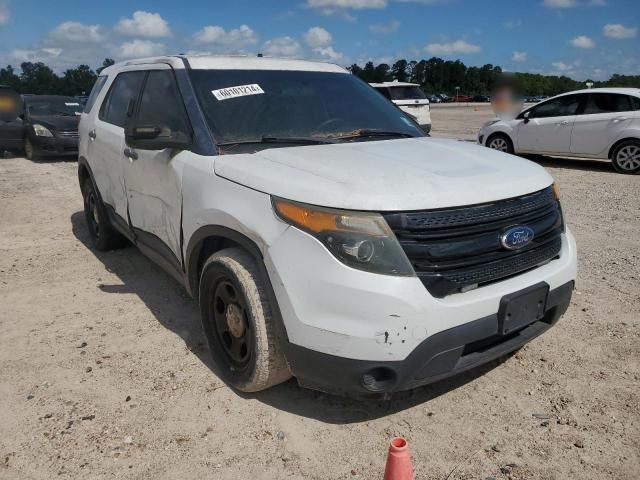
[{"left": 1, "top": 104, "right": 639, "bottom": 479}]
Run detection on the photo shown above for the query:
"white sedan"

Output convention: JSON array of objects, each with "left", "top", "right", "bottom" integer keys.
[{"left": 479, "top": 88, "right": 640, "bottom": 174}]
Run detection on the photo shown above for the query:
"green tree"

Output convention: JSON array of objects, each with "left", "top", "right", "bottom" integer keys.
[
  {"left": 19, "top": 62, "right": 60, "bottom": 94},
  {"left": 0, "top": 65, "right": 21, "bottom": 91},
  {"left": 61, "top": 65, "right": 97, "bottom": 96},
  {"left": 96, "top": 58, "right": 115, "bottom": 75},
  {"left": 391, "top": 60, "right": 408, "bottom": 82}
]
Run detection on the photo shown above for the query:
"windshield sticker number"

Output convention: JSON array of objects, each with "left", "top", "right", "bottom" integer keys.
[
  {"left": 65, "top": 102, "right": 80, "bottom": 106},
  {"left": 212, "top": 84, "right": 264, "bottom": 101}
]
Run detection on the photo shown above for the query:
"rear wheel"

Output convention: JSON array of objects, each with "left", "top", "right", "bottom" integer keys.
[
  {"left": 611, "top": 140, "right": 640, "bottom": 174},
  {"left": 486, "top": 133, "right": 514, "bottom": 154},
  {"left": 81, "top": 178, "right": 127, "bottom": 250},
  {"left": 200, "top": 248, "right": 291, "bottom": 392}
]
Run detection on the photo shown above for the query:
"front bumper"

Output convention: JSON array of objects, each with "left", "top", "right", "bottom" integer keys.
[
  {"left": 286, "top": 280, "right": 573, "bottom": 398},
  {"left": 30, "top": 135, "right": 78, "bottom": 156}
]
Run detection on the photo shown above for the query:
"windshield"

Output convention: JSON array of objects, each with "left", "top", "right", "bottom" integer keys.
[
  {"left": 388, "top": 86, "right": 427, "bottom": 100},
  {"left": 26, "top": 98, "right": 82, "bottom": 116},
  {"left": 188, "top": 69, "right": 424, "bottom": 145}
]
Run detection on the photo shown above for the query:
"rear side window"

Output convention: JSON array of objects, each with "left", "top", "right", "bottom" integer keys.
[
  {"left": 136, "top": 70, "right": 190, "bottom": 135},
  {"left": 99, "top": 71, "right": 145, "bottom": 127},
  {"left": 583, "top": 93, "right": 632, "bottom": 114},
  {"left": 529, "top": 94, "right": 582, "bottom": 118},
  {"left": 83, "top": 76, "right": 107, "bottom": 113}
]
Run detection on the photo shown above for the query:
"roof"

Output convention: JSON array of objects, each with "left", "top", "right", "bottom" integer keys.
[
  {"left": 104, "top": 55, "right": 348, "bottom": 74},
  {"left": 556, "top": 87, "right": 640, "bottom": 97},
  {"left": 369, "top": 81, "right": 420, "bottom": 88}
]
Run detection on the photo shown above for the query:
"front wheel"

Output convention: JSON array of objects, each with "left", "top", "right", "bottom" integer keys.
[
  {"left": 24, "top": 138, "right": 38, "bottom": 161},
  {"left": 199, "top": 248, "right": 291, "bottom": 392},
  {"left": 611, "top": 140, "right": 640, "bottom": 174},
  {"left": 486, "top": 133, "right": 514, "bottom": 154}
]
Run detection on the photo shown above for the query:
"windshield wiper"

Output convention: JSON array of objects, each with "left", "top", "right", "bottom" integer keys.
[
  {"left": 330, "top": 129, "right": 417, "bottom": 140},
  {"left": 219, "top": 136, "right": 336, "bottom": 147}
]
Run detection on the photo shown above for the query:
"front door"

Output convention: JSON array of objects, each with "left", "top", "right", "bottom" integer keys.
[
  {"left": 123, "top": 67, "right": 192, "bottom": 269},
  {"left": 516, "top": 94, "right": 583, "bottom": 154}
]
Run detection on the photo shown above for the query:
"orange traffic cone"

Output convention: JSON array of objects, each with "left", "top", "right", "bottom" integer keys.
[{"left": 383, "top": 437, "right": 414, "bottom": 480}]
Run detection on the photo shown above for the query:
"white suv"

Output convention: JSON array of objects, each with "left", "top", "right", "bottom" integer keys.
[
  {"left": 370, "top": 81, "right": 432, "bottom": 133},
  {"left": 78, "top": 55, "right": 577, "bottom": 398},
  {"left": 479, "top": 88, "right": 640, "bottom": 174}
]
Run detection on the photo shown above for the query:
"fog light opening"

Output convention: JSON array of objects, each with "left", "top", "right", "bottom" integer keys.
[{"left": 361, "top": 367, "right": 398, "bottom": 392}]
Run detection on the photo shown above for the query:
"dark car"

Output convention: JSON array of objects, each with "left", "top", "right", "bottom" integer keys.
[
  {"left": 472, "top": 95, "right": 491, "bottom": 103},
  {"left": 22, "top": 95, "right": 81, "bottom": 160},
  {"left": 0, "top": 85, "right": 24, "bottom": 154}
]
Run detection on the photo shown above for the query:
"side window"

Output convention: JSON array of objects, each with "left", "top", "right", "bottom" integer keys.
[
  {"left": 631, "top": 96, "right": 640, "bottom": 110},
  {"left": 529, "top": 95, "right": 582, "bottom": 118},
  {"left": 136, "top": 70, "right": 190, "bottom": 134},
  {"left": 583, "top": 93, "right": 632, "bottom": 114},
  {"left": 83, "top": 76, "right": 107, "bottom": 113},
  {"left": 99, "top": 71, "right": 146, "bottom": 127}
]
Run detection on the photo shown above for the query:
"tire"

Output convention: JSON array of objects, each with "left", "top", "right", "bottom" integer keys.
[
  {"left": 81, "top": 178, "right": 127, "bottom": 251},
  {"left": 24, "top": 138, "right": 38, "bottom": 161},
  {"left": 486, "top": 133, "right": 514, "bottom": 154},
  {"left": 199, "top": 247, "right": 291, "bottom": 392},
  {"left": 611, "top": 140, "right": 640, "bottom": 175}
]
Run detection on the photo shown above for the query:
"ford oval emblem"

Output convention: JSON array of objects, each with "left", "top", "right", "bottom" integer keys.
[{"left": 500, "top": 226, "right": 534, "bottom": 250}]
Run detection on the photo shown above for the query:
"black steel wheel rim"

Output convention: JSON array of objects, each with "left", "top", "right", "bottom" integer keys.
[{"left": 211, "top": 279, "right": 253, "bottom": 372}]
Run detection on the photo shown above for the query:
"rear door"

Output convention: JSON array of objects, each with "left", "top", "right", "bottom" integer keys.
[
  {"left": 123, "top": 66, "right": 191, "bottom": 269},
  {"left": 570, "top": 93, "right": 635, "bottom": 156},
  {"left": 91, "top": 71, "right": 145, "bottom": 222},
  {"left": 515, "top": 94, "right": 583, "bottom": 154}
]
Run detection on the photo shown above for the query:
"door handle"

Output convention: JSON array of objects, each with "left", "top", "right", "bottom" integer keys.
[
  {"left": 88, "top": 130, "right": 96, "bottom": 140},
  {"left": 124, "top": 147, "right": 138, "bottom": 160},
  {"left": 556, "top": 120, "right": 569, "bottom": 126},
  {"left": 612, "top": 117, "right": 628, "bottom": 123}
]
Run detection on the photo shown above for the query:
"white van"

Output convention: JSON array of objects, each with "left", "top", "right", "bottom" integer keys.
[
  {"left": 78, "top": 55, "right": 576, "bottom": 398},
  {"left": 370, "top": 81, "right": 432, "bottom": 133}
]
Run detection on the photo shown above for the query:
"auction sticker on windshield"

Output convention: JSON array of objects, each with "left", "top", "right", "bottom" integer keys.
[{"left": 212, "top": 84, "right": 264, "bottom": 101}]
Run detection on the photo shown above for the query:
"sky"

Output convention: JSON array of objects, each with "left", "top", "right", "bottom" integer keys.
[{"left": 0, "top": 0, "right": 638, "bottom": 81}]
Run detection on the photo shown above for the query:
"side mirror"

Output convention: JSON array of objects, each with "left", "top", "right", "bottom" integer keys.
[
  {"left": 522, "top": 111, "right": 531, "bottom": 124},
  {"left": 125, "top": 122, "right": 191, "bottom": 151}
]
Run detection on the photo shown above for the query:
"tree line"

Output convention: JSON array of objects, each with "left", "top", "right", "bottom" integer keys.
[
  {"left": 349, "top": 58, "right": 639, "bottom": 96},
  {"left": 1, "top": 56, "right": 638, "bottom": 97},
  {"left": 0, "top": 59, "right": 115, "bottom": 96}
]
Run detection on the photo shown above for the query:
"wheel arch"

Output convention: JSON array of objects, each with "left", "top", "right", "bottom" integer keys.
[
  {"left": 186, "top": 225, "right": 290, "bottom": 342},
  {"left": 78, "top": 156, "right": 95, "bottom": 191},
  {"left": 608, "top": 137, "right": 640, "bottom": 159},
  {"left": 485, "top": 131, "right": 514, "bottom": 147}
]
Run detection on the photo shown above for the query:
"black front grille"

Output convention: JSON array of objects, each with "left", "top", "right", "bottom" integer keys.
[{"left": 383, "top": 187, "right": 564, "bottom": 298}]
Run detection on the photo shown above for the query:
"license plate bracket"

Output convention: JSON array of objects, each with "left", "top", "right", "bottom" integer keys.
[{"left": 498, "top": 283, "right": 549, "bottom": 335}]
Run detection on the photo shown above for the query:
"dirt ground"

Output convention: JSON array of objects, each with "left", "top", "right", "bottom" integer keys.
[{"left": 1, "top": 104, "right": 639, "bottom": 480}]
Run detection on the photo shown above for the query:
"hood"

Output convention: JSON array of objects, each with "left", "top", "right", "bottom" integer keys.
[
  {"left": 214, "top": 137, "right": 553, "bottom": 211},
  {"left": 30, "top": 114, "right": 80, "bottom": 131}
]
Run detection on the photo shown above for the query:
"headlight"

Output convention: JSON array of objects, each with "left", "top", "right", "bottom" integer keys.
[
  {"left": 33, "top": 124, "right": 53, "bottom": 137},
  {"left": 273, "top": 198, "right": 414, "bottom": 276}
]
